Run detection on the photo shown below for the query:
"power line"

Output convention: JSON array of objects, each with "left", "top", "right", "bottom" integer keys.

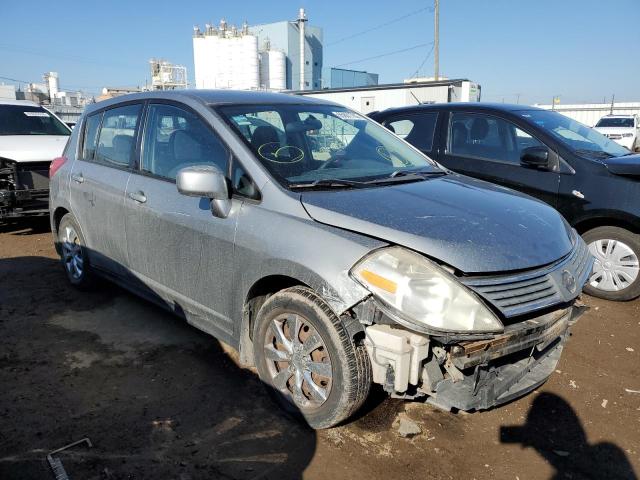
[
  {"left": 0, "top": 43, "right": 139, "bottom": 69},
  {"left": 0, "top": 74, "right": 30, "bottom": 84},
  {"left": 409, "top": 42, "right": 435, "bottom": 78},
  {"left": 335, "top": 42, "right": 432, "bottom": 68},
  {"left": 326, "top": 6, "right": 433, "bottom": 46}
]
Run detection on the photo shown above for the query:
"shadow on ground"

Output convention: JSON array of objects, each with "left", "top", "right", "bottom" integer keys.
[
  {"left": 501, "top": 392, "right": 638, "bottom": 480},
  {"left": 0, "top": 255, "right": 316, "bottom": 480},
  {"left": 0, "top": 217, "right": 51, "bottom": 235}
]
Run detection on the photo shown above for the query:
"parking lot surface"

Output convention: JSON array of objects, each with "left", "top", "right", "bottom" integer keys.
[{"left": 1, "top": 221, "right": 638, "bottom": 480}]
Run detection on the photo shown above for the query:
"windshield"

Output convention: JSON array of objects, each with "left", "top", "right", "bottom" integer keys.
[
  {"left": 518, "top": 109, "right": 629, "bottom": 158},
  {"left": 595, "top": 117, "right": 635, "bottom": 128},
  {"left": 217, "top": 104, "right": 440, "bottom": 187},
  {"left": 0, "top": 105, "right": 70, "bottom": 136}
]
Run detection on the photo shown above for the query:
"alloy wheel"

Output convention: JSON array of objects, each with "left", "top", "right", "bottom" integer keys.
[
  {"left": 588, "top": 238, "right": 640, "bottom": 292},
  {"left": 61, "top": 225, "right": 84, "bottom": 280},
  {"left": 263, "top": 313, "right": 333, "bottom": 411}
]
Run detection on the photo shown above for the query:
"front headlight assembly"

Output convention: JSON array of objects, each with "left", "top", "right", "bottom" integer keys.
[{"left": 350, "top": 247, "right": 504, "bottom": 335}]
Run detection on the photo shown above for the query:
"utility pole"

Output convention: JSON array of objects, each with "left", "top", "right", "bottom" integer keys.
[
  {"left": 610, "top": 94, "right": 615, "bottom": 114},
  {"left": 434, "top": 0, "right": 439, "bottom": 81}
]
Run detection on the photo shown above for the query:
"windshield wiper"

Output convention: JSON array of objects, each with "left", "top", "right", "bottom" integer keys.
[
  {"left": 288, "top": 178, "right": 370, "bottom": 190},
  {"left": 365, "top": 169, "right": 447, "bottom": 184}
]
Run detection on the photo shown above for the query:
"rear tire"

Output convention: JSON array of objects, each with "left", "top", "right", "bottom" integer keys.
[
  {"left": 583, "top": 226, "right": 640, "bottom": 301},
  {"left": 57, "top": 213, "right": 96, "bottom": 290},
  {"left": 253, "top": 286, "right": 371, "bottom": 429}
]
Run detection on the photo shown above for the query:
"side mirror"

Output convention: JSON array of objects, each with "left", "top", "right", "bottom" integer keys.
[
  {"left": 176, "top": 165, "right": 231, "bottom": 218},
  {"left": 520, "top": 146, "right": 550, "bottom": 169}
]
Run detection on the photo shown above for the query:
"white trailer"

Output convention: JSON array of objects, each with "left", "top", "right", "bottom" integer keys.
[
  {"left": 535, "top": 102, "right": 640, "bottom": 127},
  {"left": 293, "top": 79, "right": 481, "bottom": 114}
]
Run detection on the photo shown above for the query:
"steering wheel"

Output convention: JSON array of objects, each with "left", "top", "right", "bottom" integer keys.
[{"left": 317, "top": 149, "right": 347, "bottom": 170}]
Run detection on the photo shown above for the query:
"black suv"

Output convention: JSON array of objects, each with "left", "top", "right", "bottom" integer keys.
[{"left": 370, "top": 103, "right": 640, "bottom": 301}]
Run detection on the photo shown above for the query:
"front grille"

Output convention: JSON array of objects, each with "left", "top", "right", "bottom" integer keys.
[{"left": 461, "top": 237, "right": 592, "bottom": 318}]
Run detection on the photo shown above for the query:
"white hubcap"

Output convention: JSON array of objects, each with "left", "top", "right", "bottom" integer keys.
[{"left": 588, "top": 239, "right": 639, "bottom": 292}]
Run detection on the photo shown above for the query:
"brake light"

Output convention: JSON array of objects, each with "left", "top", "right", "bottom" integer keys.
[{"left": 50, "top": 156, "right": 67, "bottom": 177}]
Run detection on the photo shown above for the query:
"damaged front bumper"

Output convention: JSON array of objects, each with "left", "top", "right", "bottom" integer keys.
[
  {"left": 0, "top": 159, "right": 51, "bottom": 219},
  {"left": 363, "top": 304, "right": 587, "bottom": 411}
]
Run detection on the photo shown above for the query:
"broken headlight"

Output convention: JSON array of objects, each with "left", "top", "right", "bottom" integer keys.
[{"left": 350, "top": 247, "right": 504, "bottom": 334}]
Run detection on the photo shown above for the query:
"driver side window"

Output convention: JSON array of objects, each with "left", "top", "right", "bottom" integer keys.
[{"left": 141, "top": 104, "right": 229, "bottom": 180}]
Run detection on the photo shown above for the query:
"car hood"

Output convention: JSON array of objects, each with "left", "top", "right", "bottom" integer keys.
[
  {"left": 0, "top": 135, "right": 68, "bottom": 163},
  {"left": 300, "top": 174, "right": 574, "bottom": 274},
  {"left": 601, "top": 154, "right": 640, "bottom": 176}
]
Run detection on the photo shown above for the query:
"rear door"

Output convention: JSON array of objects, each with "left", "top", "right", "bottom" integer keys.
[
  {"left": 69, "top": 103, "right": 142, "bottom": 276},
  {"left": 437, "top": 111, "right": 561, "bottom": 207},
  {"left": 123, "top": 102, "right": 240, "bottom": 341}
]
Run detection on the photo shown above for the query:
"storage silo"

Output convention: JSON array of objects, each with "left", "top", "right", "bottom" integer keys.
[
  {"left": 259, "top": 49, "right": 286, "bottom": 91},
  {"left": 231, "top": 35, "right": 244, "bottom": 89},
  {"left": 192, "top": 28, "right": 206, "bottom": 89},
  {"left": 242, "top": 34, "right": 259, "bottom": 90},
  {"left": 267, "top": 50, "right": 286, "bottom": 91}
]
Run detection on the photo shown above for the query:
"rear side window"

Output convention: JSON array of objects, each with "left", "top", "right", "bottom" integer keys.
[
  {"left": 384, "top": 112, "right": 438, "bottom": 152},
  {"left": 0, "top": 105, "right": 70, "bottom": 136},
  {"left": 95, "top": 104, "right": 141, "bottom": 167},
  {"left": 82, "top": 113, "right": 102, "bottom": 160}
]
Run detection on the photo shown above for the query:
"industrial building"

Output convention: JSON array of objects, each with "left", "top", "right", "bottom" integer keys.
[
  {"left": 295, "top": 78, "right": 481, "bottom": 114},
  {"left": 1, "top": 72, "right": 91, "bottom": 124},
  {"left": 149, "top": 59, "right": 188, "bottom": 90},
  {"left": 192, "top": 8, "right": 322, "bottom": 91},
  {"left": 330, "top": 68, "right": 378, "bottom": 89}
]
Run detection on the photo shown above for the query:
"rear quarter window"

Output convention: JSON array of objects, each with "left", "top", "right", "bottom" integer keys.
[{"left": 82, "top": 112, "right": 103, "bottom": 160}]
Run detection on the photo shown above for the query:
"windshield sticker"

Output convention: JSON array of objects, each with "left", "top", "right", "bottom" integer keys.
[
  {"left": 24, "top": 111, "right": 50, "bottom": 117},
  {"left": 257, "top": 143, "right": 305, "bottom": 164},
  {"left": 333, "top": 111, "right": 362, "bottom": 121}
]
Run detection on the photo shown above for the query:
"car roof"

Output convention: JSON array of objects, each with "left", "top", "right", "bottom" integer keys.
[
  {"left": 373, "top": 102, "right": 545, "bottom": 117},
  {"left": 0, "top": 99, "right": 42, "bottom": 107},
  {"left": 85, "top": 89, "right": 338, "bottom": 115}
]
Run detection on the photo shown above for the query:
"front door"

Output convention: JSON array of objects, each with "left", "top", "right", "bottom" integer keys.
[
  {"left": 438, "top": 111, "right": 561, "bottom": 207},
  {"left": 123, "top": 102, "right": 239, "bottom": 341},
  {"left": 69, "top": 103, "right": 142, "bottom": 277}
]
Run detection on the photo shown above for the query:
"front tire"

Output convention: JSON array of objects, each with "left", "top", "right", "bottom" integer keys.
[
  {"left": 57, "top": 213, "right": 96, "bottom": 290},
  {"left": 253, "top": 286, "right": 371, "bottom": 429},
  {"left": 583, "top": 226, "right": 640, "bottom": 301}
]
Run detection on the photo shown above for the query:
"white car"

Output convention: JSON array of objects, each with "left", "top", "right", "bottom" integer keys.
[
  {"left": 0, "top": 99, "right": 71, "bottom": 220},
  {"left": 594, "top": 115, "right": 639, "bottom": 152}
]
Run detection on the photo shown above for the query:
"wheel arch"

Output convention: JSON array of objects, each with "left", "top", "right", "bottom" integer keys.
[
  {"left": 573, "top": 213, "right": 640, "bottom": 236},
  {"left": 52, "top": 206, "right": 70, "bottom": 255},
  {"left": 238, "top": 274, "right": 311, "bottom": 367}
]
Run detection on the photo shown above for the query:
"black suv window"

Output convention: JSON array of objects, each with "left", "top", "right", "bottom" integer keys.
[
  {"left": 141, "top": 104, "right": 229, "bottom": 181},
  {"left": 95, "top": 104, "right": 141, "bottom": 167},
  {"left": 448, "top": 112, "right": 543, "bottom": 164},
  {"left": 384, "top": 111, "right": 438, "bottom": 152}
]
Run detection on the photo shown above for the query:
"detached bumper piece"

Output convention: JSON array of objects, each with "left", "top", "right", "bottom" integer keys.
[{"left": 364, "top": 305, "right": 587, "bottom": 411}]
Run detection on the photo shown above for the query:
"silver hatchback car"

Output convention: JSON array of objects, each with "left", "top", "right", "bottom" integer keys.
[{"left": 50, "top": 91, "right": 592, "bottom": 428}]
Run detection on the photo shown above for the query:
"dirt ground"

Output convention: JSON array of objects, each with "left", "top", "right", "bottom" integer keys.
[{"left": 0, "top": 220, "right": 638, "bottom": 480}]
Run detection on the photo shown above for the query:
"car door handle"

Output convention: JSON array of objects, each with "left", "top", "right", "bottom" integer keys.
[
  {"left": 71, "top": 173, "right": 84, "bottom": 184},
  {"left": 128, "top": 191, "right": 147, "bottom": 204}
]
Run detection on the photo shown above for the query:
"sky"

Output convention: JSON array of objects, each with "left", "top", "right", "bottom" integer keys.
[{"left": 1, "top": 0, "right": 639, "bottom": 105}]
